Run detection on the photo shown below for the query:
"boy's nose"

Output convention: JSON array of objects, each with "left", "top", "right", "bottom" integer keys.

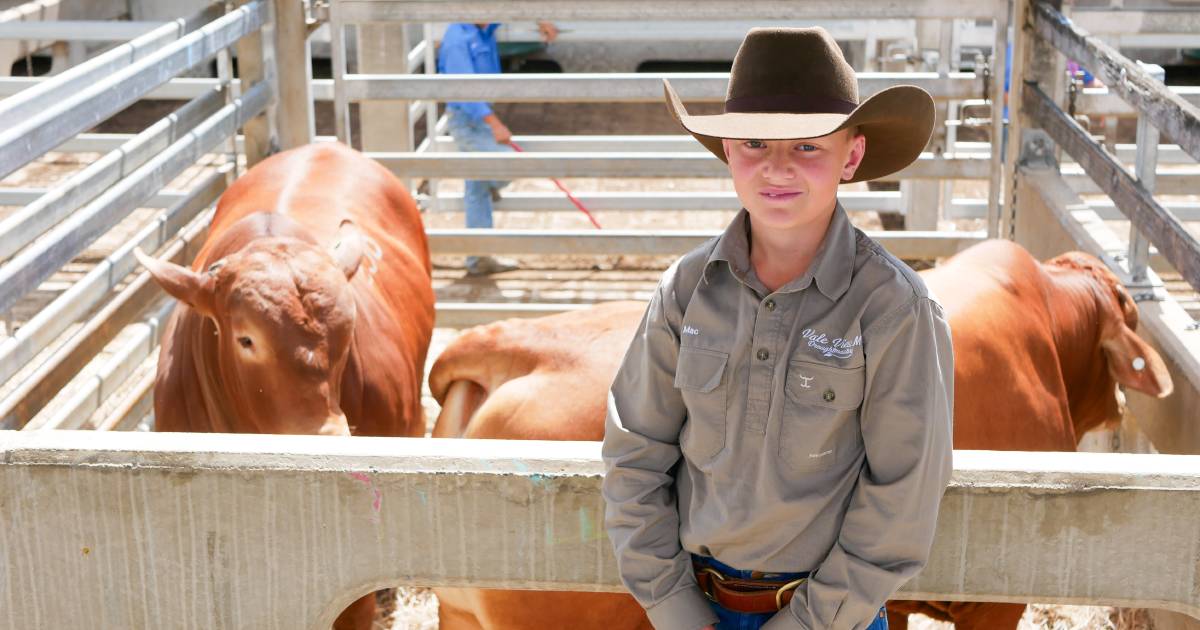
[{"left": 762, "top": 151, "right": 796, "bottom": 179}]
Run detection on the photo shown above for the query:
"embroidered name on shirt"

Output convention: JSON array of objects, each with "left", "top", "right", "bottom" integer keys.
[
  {"left": 810, "top": 449, "right": 834, "bottom": 459},
  {"left": 682, "top": 325, "right": 700, "bottom": 336},
  {"left": 801, "top": 328, "right": 861, "bottom": 359}
]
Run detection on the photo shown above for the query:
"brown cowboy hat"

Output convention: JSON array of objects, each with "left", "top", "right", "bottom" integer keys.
[{"left": 664, "top": 27, "right": 934, "bottom": 183}]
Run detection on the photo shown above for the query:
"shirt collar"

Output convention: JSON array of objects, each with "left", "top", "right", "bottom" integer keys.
[{"left": 706, "top": 202, "right": 857, "bottom": 301}]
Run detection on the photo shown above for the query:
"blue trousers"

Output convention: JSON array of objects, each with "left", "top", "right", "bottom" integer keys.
[
  {"left": 694, "top": 555, "right": 889, "bottom": 630},
  {"left": 445, "top": 108, "right": 513, "bottom": 231}
]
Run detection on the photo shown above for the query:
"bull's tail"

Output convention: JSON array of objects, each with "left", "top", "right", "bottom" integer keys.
[{"left": 431, "top": 379, "right": 488, "bottom": 438}]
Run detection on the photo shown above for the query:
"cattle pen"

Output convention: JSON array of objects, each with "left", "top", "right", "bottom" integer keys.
[{"left": 1, "top": 0, "right": 1200, "bottom": 628}]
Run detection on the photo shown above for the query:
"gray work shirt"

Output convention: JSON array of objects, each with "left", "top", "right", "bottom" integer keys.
[{"left": 601, "top": 205, "right": 954, "bottom": 630}]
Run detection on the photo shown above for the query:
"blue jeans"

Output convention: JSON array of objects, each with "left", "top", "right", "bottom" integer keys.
[
  {"left": 445, "top": 108, "right": 513, "bottom": 231},
  {"left": 694, "top": 555, "right": 889, "bottom": 630}
]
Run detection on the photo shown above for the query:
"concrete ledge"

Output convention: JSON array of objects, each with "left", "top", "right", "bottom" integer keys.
[{"left": 2, "top": 431, "right": 1200, "bottom": 628}]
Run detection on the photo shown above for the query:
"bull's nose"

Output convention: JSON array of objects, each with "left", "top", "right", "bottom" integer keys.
[{"left": 318, "top": 415, "right": 352, "bottom": 437}]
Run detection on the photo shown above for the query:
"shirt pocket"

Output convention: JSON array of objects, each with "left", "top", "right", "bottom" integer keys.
[
  {"left": 778, "top": 359, "right": 866, "bottom": 472},
  {"left": 674, "top": 346, "right": 729, "bottom": 465}
]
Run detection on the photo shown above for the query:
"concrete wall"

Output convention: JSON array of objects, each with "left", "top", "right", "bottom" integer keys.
[{"left": 2, "top": 430, "right": 1200, "bottom": 629}]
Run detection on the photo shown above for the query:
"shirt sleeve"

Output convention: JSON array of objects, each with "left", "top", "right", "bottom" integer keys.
[
  {"left": 602, "top": 274, "right": 719, "bottom": 630},
  {"left": 437, "top": 32, "right": 494, "bottom": 121},
  {"left": 764, "top": 296, "right": 954, "bottom": 630}
]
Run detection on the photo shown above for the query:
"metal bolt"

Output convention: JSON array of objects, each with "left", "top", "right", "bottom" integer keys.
[
  {"left": 756, "top": 348, "right": 769, "bottom": 361},
  {"left": 765, "top": 299, "right": 776, "bottom": 312},
  {"left": 823, "top": 389, "right": 836, "bottom": 403}
]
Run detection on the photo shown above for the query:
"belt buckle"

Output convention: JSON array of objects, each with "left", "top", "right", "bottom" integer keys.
[
  {"left": 697, "top": 566, "right": 726, "bottom": 603},
  {"left": 774, "top": 577, "right": 807, "bottom": 610}
]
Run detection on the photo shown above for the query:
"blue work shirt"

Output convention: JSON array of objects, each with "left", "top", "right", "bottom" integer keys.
[{"left": 437, "top": 23, "right": 501, "bottom": 121}]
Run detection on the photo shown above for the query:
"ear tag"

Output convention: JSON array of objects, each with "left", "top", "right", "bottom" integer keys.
[{"left": 1132, "top": 357, "right": 1146, "bottom": 371}]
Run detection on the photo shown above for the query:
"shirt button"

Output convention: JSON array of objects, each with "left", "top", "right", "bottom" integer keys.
[
  {"left": 823, "top": 389, "right": 836, "bottom": 402},
  {"left": 756, "top": 348, "right": 769, "bottom": 361},
  {"left": 764, "top": 299, "right": 776, "bottom": 312}
]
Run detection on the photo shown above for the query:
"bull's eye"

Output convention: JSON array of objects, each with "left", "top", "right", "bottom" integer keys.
[{"left": 237, "top": 336, "right": 254, "bottom": 350}]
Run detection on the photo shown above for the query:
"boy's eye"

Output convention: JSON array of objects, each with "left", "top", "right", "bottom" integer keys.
[
  {"left": 796, "top": 143, "right": 818, "bottom": 152},
  {"left": 743, "top": 140, "right": 767, "bottom": 149}
]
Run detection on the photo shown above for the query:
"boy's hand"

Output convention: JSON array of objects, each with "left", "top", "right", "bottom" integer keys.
[{"left": 537, "top": 20, "right": 559, "bottom": 43}]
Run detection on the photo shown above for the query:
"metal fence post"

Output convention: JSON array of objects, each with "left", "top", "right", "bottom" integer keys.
[
  {"left": 235, "top": 0, "right": 273, "bottom": 166},
  {"left": 1002, "top": 0, "right": 1063, "bottom": 241},
  {"left": 1129, "top": 61, "right": 1164, "bottom": 284},
  {"left": 271, "top": 0, "right": 313, "bottom": 149}
]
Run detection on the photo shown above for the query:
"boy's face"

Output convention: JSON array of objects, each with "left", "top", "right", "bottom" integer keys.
[{"left": 722, "top": 129, "right": 866, "bottom": 231}]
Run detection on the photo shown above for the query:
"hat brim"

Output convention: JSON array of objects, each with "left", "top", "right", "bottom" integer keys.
[{"left": 664, "top": 79, "right": 934, "bottom": 183}]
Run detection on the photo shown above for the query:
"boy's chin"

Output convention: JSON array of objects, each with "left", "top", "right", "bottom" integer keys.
[{"left": 745, "top": 202, "right": 824, "bottom": 230}]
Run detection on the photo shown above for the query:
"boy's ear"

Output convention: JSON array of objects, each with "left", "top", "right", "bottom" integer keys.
[{"left": 840, "top": 132, "right": 867, "bottom": 181}]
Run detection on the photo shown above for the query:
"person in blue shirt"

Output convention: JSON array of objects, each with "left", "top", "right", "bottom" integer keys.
[{"left": 438, "top": 21, "right": 558, "bottom": 276}]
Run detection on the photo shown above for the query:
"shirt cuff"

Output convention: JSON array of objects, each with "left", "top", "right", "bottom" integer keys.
[{"left": 644, "top": 585, "right": 718, "bottom": 630}]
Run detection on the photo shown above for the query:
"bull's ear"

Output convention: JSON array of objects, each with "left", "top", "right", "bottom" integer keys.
[
  {"left": 330, "top": 220, "right": 365, "bottom": 280},
  {"left": 133, "top": 248, "right": 216, "bottom": 316},
  {"left": 1101, "top": 325, "right": 1173, "bottom": 398}
]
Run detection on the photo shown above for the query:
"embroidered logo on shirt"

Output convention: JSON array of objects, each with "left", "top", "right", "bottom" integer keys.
[
  {"left": 801, "top": 328, "right": 861, "bottom": 359},
  {"left": 795, "top": 374, "right": 814, "bottom": 389},
  {"left": 682, "top": 325, "right": 701, "bottom": 336},
  {"left": 809, "top": 449, "right": 834, "bottom": 460}
]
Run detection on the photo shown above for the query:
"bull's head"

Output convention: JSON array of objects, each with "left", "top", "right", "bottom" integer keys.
[
  {"left": 1047, "top": 252, "right": 1173, "bottom": 430},
  {"left": 135, "top": 220, "right": 366, "bottom": 436}
]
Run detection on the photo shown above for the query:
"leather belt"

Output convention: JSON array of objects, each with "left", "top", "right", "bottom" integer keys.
[{"left": 693, "top": 561, "right": 809, "bottom": 614}]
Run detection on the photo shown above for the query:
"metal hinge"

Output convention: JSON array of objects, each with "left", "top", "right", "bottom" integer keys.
[{"left": 307, "top": 0, "right": 330, "bottom": 24}]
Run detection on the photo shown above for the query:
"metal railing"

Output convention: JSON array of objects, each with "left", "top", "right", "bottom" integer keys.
[
  {"left": 1014, "top": 0, "right": 1200, "bottom": 291},
  {"left": 0, "top": 0, "right": 272, "bottom": 431},
  {"left": 323, "top": 0, "right": 1012, "bottom": 236}
]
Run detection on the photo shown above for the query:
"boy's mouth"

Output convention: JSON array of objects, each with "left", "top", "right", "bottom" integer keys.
[{"left": 759, "top": 189, "right": 803, "bottom": 202}]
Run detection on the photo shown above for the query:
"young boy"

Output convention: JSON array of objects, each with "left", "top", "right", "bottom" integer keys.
[{"left": 602, "top": 28, "right": 954, "bottom": 630}]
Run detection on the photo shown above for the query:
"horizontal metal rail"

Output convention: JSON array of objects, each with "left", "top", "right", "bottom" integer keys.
[
  {"left": 420, "top": 192, "right": 1200, "bottom": 223},
  {"left": 0, "top": 0, "right": 266, "bottom": 181},
  {"left": 434, "top": 302, "right": 589, "bottom": 328},
  {"left": 0, "top": 2, "right": 222, "bottom": 130},
  {"left": 0, "top": 76, "right": 336, "bottom": 101},
  {"left": 24, "top": 298, "right": 174, "bottom": 431},
  {"left": 426, "top": 229, "right": 984, "bottom": 258},
  {"left": 343, "top": 72, "right": 981, "bottom": 102},
  {"left": 0, "top": 168, "right": 227, "bottom": 389},
  {"left": 1032, "top": 1, "right": 1200, "bottom": 164},
  {"left": 375, "top": 152, "right": 992, "bottom": 180},
  {"left": 5, "top": 75, "right": 1192, "bottom": 119},
  {"left": 0, "top": 20, "right": 162, "bottom": 40},
  {"left": 0, "top": 81, "right": 269, "bottom": 315},
  {"left": 1023, "top": 82, "right": 1200, "bottom": 290},
  {"left": 95, "top": 370, "right": 155, "bottom": 431},
  {"left": 28, "top": 134, "right": 1199, "bottom": 167},
  {"left": 0, "top": 207, "right": 212, "bottom": 431},
  {"left": 0, "top": 86, "right": 226, "bottom": 264},
  {"left": 332, "top": 0, "right": 1003, "bottom": 22},
  {"left": 421, "top": 191, "right": 907, "bottom": 213},
  {"left": 1061, "top": 167, "right": 1197, "bottom": 196},
  {"left": 2, "top": 432, "right": 1200, "bottom": 629},
  {"left": 0, "top": 188, "right": 188, "bottom": 209}
]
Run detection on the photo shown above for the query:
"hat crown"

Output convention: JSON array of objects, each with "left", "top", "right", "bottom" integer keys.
[{"left": 725, "top": 27, "right": 859, "bottom": 114}]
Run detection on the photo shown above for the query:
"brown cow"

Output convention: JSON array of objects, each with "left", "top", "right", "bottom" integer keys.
[
  {"left": 884, "top": 239, "right": 1172, "bottom": 629},
  {"left": 136, "top": 142, "right": 435, "bottom": 630},
  {"left": 429, "top": 240, "right": 1172, "bottom": 630},
  {"left": 429, "top": 301, "right": 651, "bottom": 630}
]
